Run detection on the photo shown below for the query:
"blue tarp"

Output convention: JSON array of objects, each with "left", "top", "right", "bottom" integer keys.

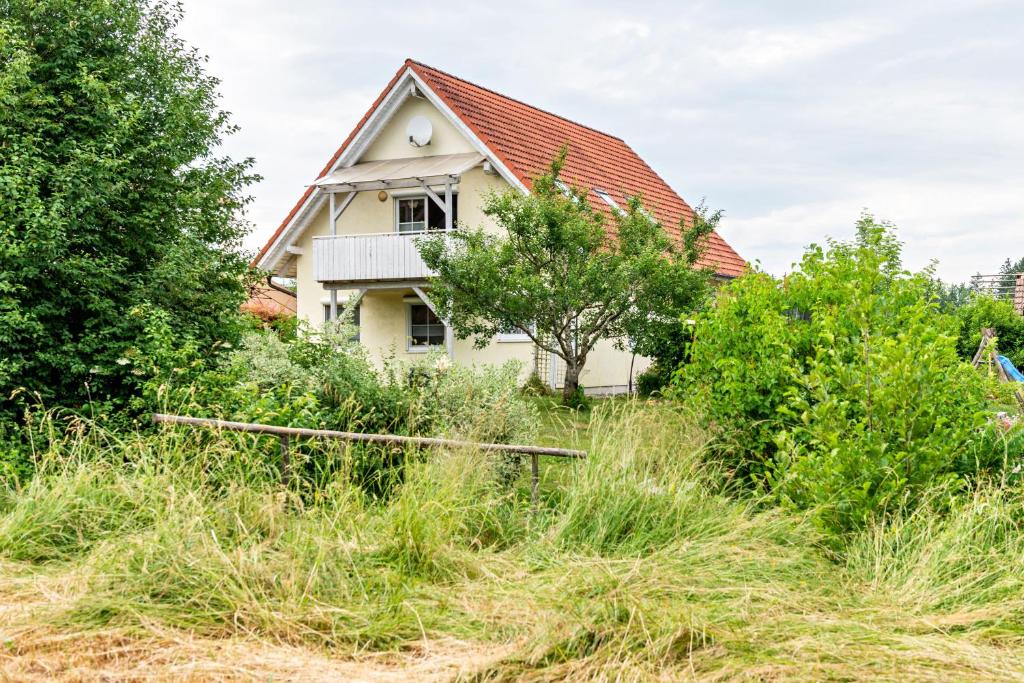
[{"left": 998, "top": 355, "right": 1024, "bottom": 383}]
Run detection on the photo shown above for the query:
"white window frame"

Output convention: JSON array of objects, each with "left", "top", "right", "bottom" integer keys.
[
  {"left": 394, "top": 193, "right": 458, "bottom": 234},
  {"left": 594, "top": 188, "right": 623, "bottom": 215},
  {"left": 496, "top": 323, "right": 535, "bottom": 343},
  {"left": 406, "top": 302, "right": 446, "bottom": 352},
  {"left": 395, "top": 196, "right": 427, "bottom": 234}
]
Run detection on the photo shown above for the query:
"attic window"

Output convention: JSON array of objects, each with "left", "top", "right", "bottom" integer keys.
[
  {"left": 624, "top": 194, "right": 655, "bottom": 222},
  {"left": 555, "top": 180, "right": 581, "bottom": 204},
  {"left": 594, "top": 189, "right": 622, "bottom": 214}
]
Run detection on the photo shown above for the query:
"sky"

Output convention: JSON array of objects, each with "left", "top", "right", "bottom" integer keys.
[{"left": 177, "top": 0, "right": 1024, "bottom": 283}]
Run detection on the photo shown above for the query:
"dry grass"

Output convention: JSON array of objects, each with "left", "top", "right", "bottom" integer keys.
[
  {"left": 3, "top": 403, "right": 1024, "bottom": 681},
  {"left": 0, "top": 569, "right": 511, "bottom": 682}
]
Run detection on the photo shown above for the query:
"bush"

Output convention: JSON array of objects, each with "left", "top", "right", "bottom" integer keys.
[
  {"left": 0, "top": 0, "right": 256, "bottom": 419},
  {"left": 953, "top": 295, "right": 1024, "bottom": 370},
  {"left": 672, "top": 216, "right": 997, "bottom": 537},
  {"left": 561, "top": 385, "right": 590, "bottom": 411},
  {"left": 400, "top": 355, "right": 536, "bottom": 445},
  {"left": 670, "top": 269, "right": 810, "bottom": 470},
  {"left": 134, "top": 317, "right": 536, "bottom": 494}
]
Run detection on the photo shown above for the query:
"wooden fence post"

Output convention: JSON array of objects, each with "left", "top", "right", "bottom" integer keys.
[
  {"left": 279, "top": 434, "right": 291, "bottom": 485},
  {"left": 530, "top": 454, "right": 540, "bottom": 509}
]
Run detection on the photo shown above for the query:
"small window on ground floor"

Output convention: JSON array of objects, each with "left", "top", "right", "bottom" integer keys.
[
  {"left": 496, "top": 323, "right": 534, "bottom": 342},
  {"left": 409, "top": 303, "right": 445, "bottom": 350}
]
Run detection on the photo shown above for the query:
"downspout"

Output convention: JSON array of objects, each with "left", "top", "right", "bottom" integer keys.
[{"left": 266, "top": 276, "right": 297, "bottom": 299}]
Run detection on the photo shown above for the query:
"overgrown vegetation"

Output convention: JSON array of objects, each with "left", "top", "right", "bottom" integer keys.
[
  {"left": 2, "top": 1, "right": 1024, "bottom": 676},
  {"left": 672, "top": 216, "right": 1019, "bottom": 538},
  {"left": 3, "top": 402, "right": 1024, "bottom": 680},
  {"left": 0, "top": 0, "right": 257, "bottom": 418},
  {"left": 953, "top": 295, "right": 1024, "bottom": 370}
]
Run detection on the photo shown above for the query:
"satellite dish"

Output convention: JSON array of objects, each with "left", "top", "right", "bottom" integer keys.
[{"left": 407, "top": 116, "right": 433, "bottom": 147}]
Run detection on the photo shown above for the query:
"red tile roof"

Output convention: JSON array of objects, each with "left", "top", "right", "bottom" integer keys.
[{"left": 258, "top": 59, "right": 745, "bottom": 277}]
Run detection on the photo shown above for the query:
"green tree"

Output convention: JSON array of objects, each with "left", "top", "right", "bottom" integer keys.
[
  {"left": 0, "top": 0, "right": 257, "bottom": 416},
  {"left": 673, "top": 216, "right": 993, "bottom": 537},
  {"left": 417, "top": 149, "right": 712, "bottom": 403},
  {"left": 626, "top": 201, "right": 720, "bottom": 394},
  {"left": 1000, "top": 256, "right": 1024, "bottom": 277},
  {"left": 953, "top": 295, "right": 1024, "bottom": 370}
]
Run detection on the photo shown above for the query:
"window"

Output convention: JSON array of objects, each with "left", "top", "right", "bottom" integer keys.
[
  {"left": 555, "top": 180, "right": 581, "bottom": 204},
  {"left": 323, "top": 303, "right": 361, "bottom": 341},
  {"left": 497, "top": 323, "right": 534, "bottom": 343},
  {"left": 396, "top": 194, "right": 458, "bottom": 234},
  {"left": 593, "top": 189, "right": 623, "bottom": 214},
  {"left": 396, "top": 197, "right": 426, "bottom": 233},
  {"left": 409, "top": 303, "right": 445, "bottom": 349},
  {"left": 624, "top": 194, "right": 655, "bottom": 222}
]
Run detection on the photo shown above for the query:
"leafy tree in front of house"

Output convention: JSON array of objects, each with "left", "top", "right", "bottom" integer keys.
[
  {"left": 417, "top": 148, "right": 713, "bottom": 404},
  {"left": 627, "top": 201, "right": 722, "bottom": 395},
  {"left": 0, "top": 0, "right": 258, "bottom": 417}
]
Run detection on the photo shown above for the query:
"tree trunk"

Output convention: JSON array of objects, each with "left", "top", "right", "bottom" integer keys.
[{"left": 561, "top": 360, "right": 582, "bottom": 403}]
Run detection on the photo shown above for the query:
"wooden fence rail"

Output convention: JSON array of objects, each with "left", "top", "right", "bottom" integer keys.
[{"left": 152, "top": 413, "right": 586, "bottom": 506}]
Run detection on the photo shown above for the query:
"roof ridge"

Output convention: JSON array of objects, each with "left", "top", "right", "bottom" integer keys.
[{"left": 405, "top": 58, "right": 625, "bottom": 143}]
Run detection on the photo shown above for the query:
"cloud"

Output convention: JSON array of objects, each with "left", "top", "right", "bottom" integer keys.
[{"left": 177, "top": 0, "right": 1024, "bottom": 281}]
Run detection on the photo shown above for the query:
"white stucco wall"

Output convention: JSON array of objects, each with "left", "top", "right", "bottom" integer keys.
[{"left": 362, "top": 96, "right": 475, "bottom": 161}]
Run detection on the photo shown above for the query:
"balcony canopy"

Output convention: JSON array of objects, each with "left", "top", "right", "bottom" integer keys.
[{"left": 315, "top": 152, "right": 484, "bottom": 193}]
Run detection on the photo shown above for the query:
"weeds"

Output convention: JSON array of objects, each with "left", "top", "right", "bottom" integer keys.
[{"left": 2, "top": 403, "right": 1024, "bottom": 679}]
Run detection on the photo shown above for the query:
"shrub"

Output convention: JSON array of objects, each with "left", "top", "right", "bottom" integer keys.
[
  {"left": 669, "top": 269, "right": 809, "bottom": 472},
  {"left": 401, "top": 355, "right": 536, "bottom": 445},
  {"left": 521, "top": 372, "right": 553, "bottom": 397},
  {"left": 953, "top": 295, "right": 1024, "bottom": 370},
  {"left": 673, "top": 216, "right": 997, "bottom": 537},
  {"left": 133, "top": 317, "right": 536, "bottom": 493},
  {"left": 0, "top": 0, "right": 256, "bottom": 419},
  {"left": 561, "top": 385, "right": 591, "bottom": 411}
]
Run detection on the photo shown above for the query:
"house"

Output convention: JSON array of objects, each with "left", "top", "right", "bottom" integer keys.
[
  {"left": 241, "top": 282, "right": 297, "bottom": 322},
  {"left": 255, "top": 59, "right": 745, "bottom": 393}
]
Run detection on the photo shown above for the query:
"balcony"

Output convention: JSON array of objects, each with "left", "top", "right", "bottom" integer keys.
[{"left": 313, "top": 232, "right": 450, "bottom": 285}]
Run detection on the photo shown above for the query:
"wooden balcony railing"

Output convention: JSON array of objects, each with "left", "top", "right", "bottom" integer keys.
[{"left": 313, "top": 231, "right": 452, "bottom": 284}]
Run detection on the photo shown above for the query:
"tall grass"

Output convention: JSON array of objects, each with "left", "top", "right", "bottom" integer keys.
[{"left": 3, "top": 404, "right": 1024, "bottom": 679}]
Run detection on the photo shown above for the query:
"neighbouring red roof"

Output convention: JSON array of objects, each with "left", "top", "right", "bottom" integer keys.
[
  {"left": 241, "top": 283, "right": 297, "bottom": 319},
  {"left": 258, "top": 59, "right": 746, "bottom": 277}
]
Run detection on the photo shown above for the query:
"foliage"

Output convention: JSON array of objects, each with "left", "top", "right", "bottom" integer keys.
[
  {"left": 8, "top": 403, "right": 1024, "bottom": 678},
  {"left": 520, "top": 372, "right": 553, "bottom": 397},
  {"left": 0, "top": 0, "right": 258, "bottom": 418},
  {"left": 417, "top": 147, "right": 712, "bottom": 403},
  {"left": 953, "top": 295, "right": 1024, "bottom": 370},
  {"left": 635, "top": 363, "right": 669, "bottom": 397},
  {"left": 561, "top": 384, "right": 590, "bottom": 411},
  {"left": 670, "top": 268, "right": 808, "bottom": 464},
  {"left": 1001, "top": 255, "right": 1024, "bottom": 278},
  {"left": 623, "top": 202, "right": 719, "bottom": 367},
  {"left": 123, "top": 309, "right": 536, "bottom": 493},
  {"left": 673, "top": 215, "right": 995, "bottom": 537},
  {"left": 932, "top": 279, "right": 973, "bottom": 311}
]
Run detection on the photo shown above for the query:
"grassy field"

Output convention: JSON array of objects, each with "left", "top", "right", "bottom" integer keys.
[{"left": 2, "top": 401, "right": 1024, "bottom": 681}]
